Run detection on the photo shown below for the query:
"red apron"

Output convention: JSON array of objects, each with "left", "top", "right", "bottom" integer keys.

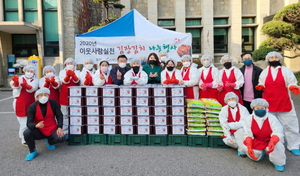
[
  {"left": 131, "top": 72, "right": 141, "bottom": 85},
  {"left": 59, "top": 77, "right": 79, "bottom": 105},
  {"left": 181, "top": 67, "right": 196, "bottom": 99},
  {"left": 34, "top": 102, "right": 58, "bottom": 136},
  {"left": 199, "top": 67, "right": 219, "bottom": 99},
  {"left": 263, "top": 67, "right": 292, "bottom": 112},
  {"left": 100, "top": 70, "right": 113, "bottom": 85},
  {"left": 15, "top": 80, "right": 36, "bottom": 117},
  {"left": 251, "top": 117, "right": 272, "bottom": 150},
  {"left": 85, "top": 72, "right": 94, "bottom": 86},
  {"left": 227, "top": 106, "right": 241, "bottom": 134},
  {"left": 49, "top": 86, "right": 60, "bottom": 105},
  {"left": 166, "top": 71, "right": 176, "bottom": 81},
  {"left": 218, "top": 69, "right": 243, "bottom": 106}
]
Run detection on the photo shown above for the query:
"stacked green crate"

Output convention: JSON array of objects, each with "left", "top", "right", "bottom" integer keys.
[{"left": 186, "top": 99, "right": 206, "bottom": 135}]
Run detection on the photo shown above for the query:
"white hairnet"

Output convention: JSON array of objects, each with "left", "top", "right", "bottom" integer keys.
[
  {"left": 220, "top": 55, "right": 233, "bottom": 64},
  {"left": 166, "top": 58, "right": 177, "bottom": 67},
  {"left": 34, "top": 88, "right": 50, "bottom": 99},
  {"left": 224, "top": 92, "right": 239, "bottom": 103},
  {"left": 250, "top": 98, "right": 269, "bottom": 109},
  {"left": 201, "top": 54, "right": 213, "bottom": 63},
  {"left": 42, "top": 65, "right": 56, "bottom": 75},
  {"left": 23, "top": 65, "right": 36, "bottom": 72},
  {"left": 64, "top": 58, "right": 76, "bottom": 66},
  {"left": 84, "top": 58, "right": 95, "bottom": 65},
  {"left": 265, "top": 51, "right": 283, "bottom": 62},
  {"left": 159, "top": 51, "right": 168, "bottom": 57},
  {"left": 181, "top": 55, "right": 192, "bottom": 61},
  {"left": 130, "top": 58, "right": 141, "bottom": 66},
  {"left": 97, "top": 59, "right": 110, "bottom": 70}
]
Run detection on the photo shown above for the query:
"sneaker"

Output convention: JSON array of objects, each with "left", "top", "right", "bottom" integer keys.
[
  {"left": 25, "top": 150, "right": 38, "bottom": 161},
  {"left": 43, "top": 139, "right": 56, "bottom": 150},
  {"left": 273, "top": 164, "right": 285, "bottom": 172},
  {"left": 290, "top": 149, "right": 300, "bottom": 156},
  {"left": 65, "top": 134, "right": 69, "bottom": 141},
  {"left": 237, "top": 151, "right": 247, "bottom": 157},
  {"left": 22, "top": 143, "right": 28, "bottom": 147}
]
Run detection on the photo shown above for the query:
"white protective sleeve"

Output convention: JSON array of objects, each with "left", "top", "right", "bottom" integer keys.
[
  {"left": 39, "top": 76, "right": 60, "bottom": 89},
  {"left": 80, "top": 67, "right": 95, "bottom": 86},
  {"left": 198, "top": 66, "right": 220, "bottom": 88},
  {"left": 59, "top": 69, "right": 81, "bottom": 84},
  {"left": 10, "top": 75, "right": 39, "bottom": 97},
  {"left": 92, "top": 69, "right": 105, "bottom": 86},
  {"left": 218, "top": 66, "right": 244, "bottom": 89},
  {"left": 123, "top": 69, "right": 148, "bottom": 86},
  {"left": 181, "top": 66, "right": 200, "bottom": 87},
  {"left": 161, "top": 69, "right": 183, "bottom": 84}
]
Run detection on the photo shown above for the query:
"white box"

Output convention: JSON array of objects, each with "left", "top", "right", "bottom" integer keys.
[
  {"left": 69, "top": 107, "right": 82, "bottom": 116},
  {"left": 153, "top": 87, "right": 166, "bottom": 96},
  {"left": 69, "top": 87, "right": 82, "bottom": 96},
  {"left": 103, "top": 97, "right": 115, "bottom": 106},
  {"left": 87, "top": 106, "right": 99, "bottom": 115},
  {"left": 154, "top": 106, "right": 167, "bottom": 116},
  {"left": 70, "top": 116, "right": 83, "bottom": 125},
  {"left": 171, "top": 87, "right": 184, "bottom": 96},
  {"left": 136, "top": 97, "right": 149, "bottom": 106},
  {"left": 172, "top": 106, "right": 185, "bottom": 115},
  {"left": 154, "top": 97, "right": 167, "bottom": 106},
  {"left": 120, "top": 106, "right": 133, "bottom": 115},
  {"left": 137, "top": 116, "right": 150, "bottom": 125},
  {"left": 120, "top": 97, "right": 132, "bottom": 106},
  {"left": 69, "top": 125, "right": 82, "bottom": 134},
  {"left": 103, "top": 107, "right": 116, "bottom": 115},
  {"left": 121, "top": 126, "right": 133, "bottom": 134},
  {"left": 87, "top": 125, "right": 100, "bottom": 134},
  {"left": 136, "top": 88, "right": 149, "bottom": 97},
  {"left": 155, "top": 126, "right": 168, "bottom": 135},
  {"left": 171, "top": 116, "right": 185, "bottom": 125},
  {"left": 85, "top": 87, "right": 98, "bottom": 96},
  {"left": 136, "top": 107, "right": 150, "bottom": 115},
  {"left": 121, "top": 116, "right": 133, "bottom": 125},
  {"left": 119, "top": 88, "right": 132, "bottom": 96},
  {"left": 86, "top": 97, "right": 99, "bottom": 106},
  {"left": 138, "top": 126, "right": 150, "bottom": 134},
  {"left": 69, "top": 97, "right": 81, "bottom": 106},
  {"left": 172, "top": 125, "right": 185, "bottom": 134},
  {"left": 171, "top": 97, "right": 185, "bottom": 106},
  {"left": 103, "top": 125, "right": 116, "bottom": 134},
  {"left": 102, "top": 88, "right": 115, "bottom": 97},
  {"left": 155, "top": 116, "right": 167, "bottom": 125},
  {"left": 87, "top": 116, "right": 99, "bottom": 125},
  {"left": 103, "top": 116, "right": 116, "bottom": 125}
]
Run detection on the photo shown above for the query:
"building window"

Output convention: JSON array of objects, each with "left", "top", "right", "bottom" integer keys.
[
  {"left": 242, "top": 27, "right": 254, "bottom": 52},
  {"left": 214, "top": 28, "right": 228, "bottom": 53},
  {"left": 43, "top": 0, "right": 59, "bottom": 56},
  {"left": 213, "top": 18, "right": 228, "bottom": 25},
  {"left": 4, "top": 0, "right": 18, "bottom": 21},
  {"left": 24, "top": 0, "right": 38, "bottom": 23},
  {"left": 242, "top": 17, "right": 255, "bottom": 24},
  {"left": 12, "top": 34, "right": 38, "bottom": 57},
  {"left": 158, "top": 19, "right": 175, "bottom": 27},
  {"left": 186, "top": 19, "right": 201, "bottom": 26},
  {"left": 186, "top": 28, "right": 201, "bottom": 53}
]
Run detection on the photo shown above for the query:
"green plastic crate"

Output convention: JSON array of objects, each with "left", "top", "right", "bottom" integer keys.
[
  {"left": 188, "top": 135, "right": 209, "bottom": 147},
  {"left": 148, "top": 135, "right": 168, "bottom": 146},
  {"left": 209, "top": 136, "right": 230, "bottom": 148},
  {"left": 107, "top": 134, "right": 127, "bottom": 145},
  {"left": 168, "top": 135, "right": 188, "bottom": 146},
  {"left": 68, "top": 134, "right": 88, "bottom": 145},
  {"left": 88, "top": 134, "right": 107, "bottom": 145},
  {"left": 127, "top": 135, "right": 148, "bottom": 146}
]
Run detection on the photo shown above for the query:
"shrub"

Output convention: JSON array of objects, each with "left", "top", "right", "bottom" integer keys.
[{"left": 252, "top": 47, "right": 278, "bottom": 61}]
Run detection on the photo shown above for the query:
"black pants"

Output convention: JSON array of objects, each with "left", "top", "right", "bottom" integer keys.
[
  {"left": 23, "top": 128, "right": 65, "bottom": 153},
  {"left": 243, "top": 100, "right": 253, "bottom": 114}
]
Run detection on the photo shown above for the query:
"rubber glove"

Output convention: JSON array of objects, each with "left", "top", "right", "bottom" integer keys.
[
  {"left": 244, "top": 137, "right": 258, "bottom": 160},
  {"left": 45, "top": 77, "right": 51, "bottom": 83},
  {"left": 217, "top": 85, "right": 223, "bottom": 91},
  {"left": 225, "top": 82, "right": 236, "bottom": 88},
  {"left": 289, "top": 85, "right": 300, "bottom": 95},
  {"left": 200, "top": 83, "right": 207, "bottom": 90},
  {"left": 84, "top": 74, "right": 92, "bottom": 85},
  {"left": 255, "top": 85, "right": 265, "bottom": 91},
  {"left": 20, "top": 78, "right": 32, "bottom": 90},
  {"left": 163, "top": 80, "right": 169, "bottom": 84},
  {"left": 12, "top": 75, "right": 19, "bottom": 87},
  {"left": 266, "top": 135, "right": 280, "bottom": 154}
]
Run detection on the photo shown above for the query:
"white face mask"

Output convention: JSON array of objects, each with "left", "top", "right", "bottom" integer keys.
[
  {"left": 45, "top": 72, "right": 54, "bottom": 77},
  {"left": 161, "top": 56, "right": 167, "bottom": 62},
  {"left": 228, "top": 101, "right": 237, "bottom": 108},
  {"left": 119, "top": 63, "right": 126, "bottom": 68},
  {"left": 85, "top": 64, "right": 94, "bottom": 70},
  {"left": 25, "top": 72, "right": 34, "bottom": 78},
  {"left": 202, "top": 60, "right": 211, "bottom": 67},
  {"left": 39, "top": 96, "right": 49, "bottom": 104},
  {"left": 66, "top": 64, "right": 74, "bottom": 70},
  {"left": 182, "top": 62, "right": 191, "bottom": 67},
  {"left": 101, "top": 66, "right": 108, "bottom": 73}
]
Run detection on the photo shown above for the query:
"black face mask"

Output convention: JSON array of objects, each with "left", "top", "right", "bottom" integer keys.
[
  {"left": 132, "top": 66, "right": 140, "bottom": 74},
  {"left": 269, "top": 61, "right": 281, "bottom": 67},
  {"left": 166, "top": 66, "right": 174, "bottom": 71},
  {"left": 149, "top": 60, "right": 157, "bottom": 65},
  {"left": 223, "top": 62, "right": 232, "bottom": 69}
]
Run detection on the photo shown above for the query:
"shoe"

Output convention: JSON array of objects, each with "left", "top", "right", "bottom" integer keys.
[
  {"left": 290, "top": 149, "right": 300, "bottom": 156},
  {"left": 257, "top": 150, "right": 266, "bottom": 161},
  {"left": 237, "top": 151, "right": 247, "bottom": 157},
  {"left": 65, "top": 134, "right": 69, "bottom": 141},
  {"left": 273, "top": 164, "right": 285, "bottom": 172},
  {"left": 22, "top": 143, "right": 28, "bottom": 147},
  {"left": 25, "top": 150, "right": 38, "bottom": 161},
  {"left": 44, "top": 139, "right": 56, "bottom": 150}
]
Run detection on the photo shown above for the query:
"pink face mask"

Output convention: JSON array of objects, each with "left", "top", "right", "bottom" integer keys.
[{"left": 101, "top": 66, "right": 108, "bottom": 73}]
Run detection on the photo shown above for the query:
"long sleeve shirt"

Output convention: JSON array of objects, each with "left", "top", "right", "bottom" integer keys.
[
  {"left": 142, "top": 64, "right": 162, "bottom": 84},
  {"left": 110, "top": 66, "right": 131, "bottom": 85}
]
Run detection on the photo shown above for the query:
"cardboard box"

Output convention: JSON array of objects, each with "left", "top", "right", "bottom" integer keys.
[
  {"left": 69, "top": 107, "right": 82, "bottom": 116},
  {"left": 87, "top": 106, "right": 99, "bottom": 115},
  {"left": 136, "top": 97, "right": 150, "bottom": 106},
  {"left": 155, "top": 116, "right": 167, "bottom": 125},
  {"left": 154, "top": 106, "right": 167, "bottom": 116},
  {"left": 85, "top": 87, "right": 98, "bottom": 96},
  {"left": 172, "top": 125, "right": 185, "bottom": 134},
  {"left": 103, "top": 107, "right": 116, "bottom": 115},
  {"left": 69, "top": 87, "right": 82, "bottom": 96},
  {"left": 120, "top": 116, "right": 133, "bottom": 125},
  {"left": 119, "top": 87, "right": 132, "bottom": 97},
  {"left": 87, "top": 125, "right": 101, "bottom": 134},
  {"left": 171, "top": 116, "right": 185, "bottom": 125},
  {"left": 137, "top": 126, "right": 150, "bottom": 135},
  {"left": 136, "top": 106, "right": 150, "bottom": 116},
  {"left": 102, "top": 88, "right": 115, "bottom": 97},
  {"left": 153, "top": 87, "right": 166, "bottom": 96},
  {"left": 103, "top": 116, "right": 116, "bottom": 125},
  {"left": 86, "top": 97, "right": 99, "bottom": 106},
  {"left": 171, "top": 106, "right": 185, "bottom": 115},
  {"left": 154, "top": 97, "right": 167, "bottom": 106},
  {"left": 69, "top": 97, "right": 82, "bottom": 106},
  {"left": 120, "top": 106, "right": 133, "bottom": 115},
  {"left": 102, "top": 97, "right": 115, "bottom": 106},
  {"left": 170, "top": 97, "right": 185, "bottom": 106},
  {"left": 69, "top": 125, "right": 84, "bottom": 135},
  {"left": 137, "top": 116, "right": 150, "bottom": 125},
  {"left": 121, "top": 126, "right": 133, "bottom": 134},
  {"left": 171, "top": 87, "right": 184, "bottom": 96},
  {"left": 155, "top": 125, "right": 168, "bottom": 135},
  {"left": 103, "top": 125, "right": 116, "bottom": 134},
  {"left": 87, "top": 116, "right": 100, "bottom": 125},
  {"left": 69, "top": 116, "right": 83, "bottom": 126},
  {"left": 119, "top": 97, "right": 133, "bottom": 106},
  {"left": 136, "top": 87, "right": 150, "bottom": 97}
]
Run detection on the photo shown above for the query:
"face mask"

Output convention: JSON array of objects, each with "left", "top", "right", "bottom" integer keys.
[
  {"left": 268, "top": 61, "right": 280, "bottom": 67},
  {"left": 227, "top": 101, "right": 237, "bottom": 108},
  {"left": 167, "top": 66, "right": 174, "bottom": 71},
  {"left": 161, "top": 56, "right": 167, "bottom": 62},
  {"left": 149, "top": 60, "right": 157, "bottom": 65},
  {"left": 223, "top": 62, "right": 232, "bottom": 69},
  {"left": 132, "top": 66, "right": 140, "bottom": 74},
  {"left": 202, "top": 60, "right": 211, "bottom": 67},
  {"left": 243, "top": 60, "right": 252, "bottom": 66},
  {"left": 141, "top": 60, "right": 146, "bottom": 66},
  {"left": 101, "top": 66, "right": 108, "bottom": 73},
  {"left": 38, "top": 96, "right": 48, "bottom": 104},
  {"left": 85, "top": 64, "right": 94, "bottom": 70},
  {"left": 46, "top": 72, "right": 54, "bottom": 77},
  {"left": 66, "top": 64, "right": 74, "bottom": 70},
  {"left": 182, "top": 62, "right": 191, "bottom": 67},
  {"left": 119, "top": 63, "right": 126, "bottom": 68},
  {"left": 254, "top": 109, "right": 267, "bottom": 117},
  {"left": 25, "top": 72, "right": 34, "bottom": 78}
]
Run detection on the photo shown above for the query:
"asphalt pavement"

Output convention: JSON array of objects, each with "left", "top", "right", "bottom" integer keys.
[{"left": 0, "top": 90, "right": 299, "bottom": 176}]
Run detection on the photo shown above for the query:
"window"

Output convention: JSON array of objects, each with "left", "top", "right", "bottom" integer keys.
[
  {"left": 214, "top": 18, "right": 228, "bottom": 25},
  {"left": 158, "top": 19, "right": 175, "bottom": 27},
  {"left": 242, "top": 27, "right": 254, "bottom": 52},
  {"left": 186, "top": 19, "right": 201, "bottom": 26},
  {"left": 24, "top": 0, "right": 38, "bottom": 23},
  {"left": 43, "top": 0, "right": 59, "bottom": 56},
  {"left": 214, "top": 28, "right": 228, "bottom": 53},
  {"left": 4, "top": 0, "right": 18, "bottom": 21},
  {"left": 186, "top": 28, "right": 201, "bottom": 53},
  {"left": 12, "top": 34, "right": 38, "bottom": 57},
  {"left": 242, "top": 17, "right": 255, "bottom": 24}
]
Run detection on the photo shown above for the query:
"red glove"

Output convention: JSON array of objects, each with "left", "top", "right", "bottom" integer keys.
[
  {"left": 171, "top": 78, "right": 179, "bottom": 84},
  {"left": 266, "top": 135, "right": 280, "bottom": 154},
  {"left": 206, "top": 83, "right": 213, "bottom": 88},
  {"left": 20, "top": 78, "right": 32, "bottom": 90},
  {"left": 217, "top": 85, "right": 223, "bottom": 91},
  {"left": 12, "top": 75, "right": 19, "bottom": 87},
  {"left": 45, "top": 77, "right": 51, "bottom": 83},
  {"left": 49, "top": 76, "right": 55, "bottom": 83},
  {"left": 163, "top": 80, "right": 169, "bottom": 84},
  {"left": 52, "top": 77, "right": 58, "bottom": 87},
  {"left": 43, "top": 82, "right": 50, "bottom": 88},
  {"left": 289, "top": 85, "right": 300, "bottom": 95},
  {"left": 244, "top": 137, "right": 258, "bottom": 160},
  {"left": 225, "top": 82, "right": 236, "bottom": 88},
  {"left": 84, "top": 74, "right": 92, "bottom": 85},
  {"left": 64, "top": 76, "right": 70, "bottom": 83},
  {"left": 200, "top": 83, "right": 207, "bottom": 90},
  {"left": 255, "top": 85, "right": 265, "bottom": 91},
  {"left": 71, "top": 73, "right": 79, "bottom": 82},
  {"left": 66, "top": 70, "right": 74, "bottom": 77}
]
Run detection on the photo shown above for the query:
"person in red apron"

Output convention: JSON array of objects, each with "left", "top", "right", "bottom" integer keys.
[
  {"left": 80, "top": 58, "right": 95, "bottom": 86},
  {"left": 256, "top": 51, "right": 300, "bottom": 156},
  {"left": 10, "top": 65, "right": 39, "bottom": 146},
  {"left": 218, "top": 55, "right": 244, "bottom": 106},
  {"left": 124, "top": 58, "right": 148, "bottom": 86},
  {"left": 180, "top": 55, "right": 199, "bottom": 99},
  {"left": 198, "top": 54, "right": 219, "bottom": 100},
  {"left": 58, "top": 58, "right": 80, "bottom": 136},
  {"left": 93, "top": 60, "right": 113, "bottom": 86},
  {"left": 242, "top": 98, "right": 286, "bottom": 172},
  {"left": 161, "top": 59, "right": 184, "bottom": 85},
  {"left": 39, "top": 65, "right": 60, "bottom": 104},
  {"left": 219, "top": 92, "right": 249, "bottom": 155},
  {"left": 23, "top": 88, "right": 65, "bottom": 161}
]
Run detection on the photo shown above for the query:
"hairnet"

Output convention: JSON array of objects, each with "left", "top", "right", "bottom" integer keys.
[
  {"left": 250, "top": 98, "right": 269, "bottom": 109},
  {"left": 165, "top": 58, "right": 177, "bottom": 67},
  {"left": 181, "top": 55, "right": 192, "bottom": 61},
  {"left": 23, "top": 65, "right": 36, "bottom": 72},
  {"left": 265, "top": 51, "right": 283, "bottom": 62},
  {"left": 42, "top": 65, "right": 56, "bottom": 75},
  {"left": 130, "top": 58, "right": 141, "bottom": 66},
  {"left": 224, "top": 92, "right": 239, "bottom": 103},
  {"left": 159, "top": 51, "right": 168, "bottom": 57},
  {"left": 97, "top": 59, "right": 110, "bottom": 70},
  {"left": 34, "top": 88, "right": 50, "bottom": 99},
  {"left": 84, "top": 58, "right": 95, "bottom": 65},
  {"left": 220, "top": 55, "right": 233, "bottom": 64},
  {"left": 64, "top": 58, "right": 76, "bottom": 66},
  {"left": 200, "top": 54, "right": 213, "bottom": 65}
]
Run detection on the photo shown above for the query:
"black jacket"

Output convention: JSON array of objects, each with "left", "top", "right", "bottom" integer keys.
[
  {"left": 109, "top": 66, "right": 131, "bottom": 85},
  {"left": 240, "top": 64, "right": 263, "bottom": 99}
]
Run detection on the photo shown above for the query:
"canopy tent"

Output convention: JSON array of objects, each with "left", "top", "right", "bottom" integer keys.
[{"left": 75, "top": 9, "right": 192, "bottom": 64}]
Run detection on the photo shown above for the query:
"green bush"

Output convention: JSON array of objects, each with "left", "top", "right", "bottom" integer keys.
[
  {"left": 295, "top": 71, "right": 300, "bottom": 86},
  {"left": 252, "top": 47, "right": 278, "bottom": 61}
]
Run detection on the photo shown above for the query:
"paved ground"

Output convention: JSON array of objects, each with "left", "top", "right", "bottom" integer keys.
[{"left": 0, "top": 90, "right": 299, "bottom": 176}]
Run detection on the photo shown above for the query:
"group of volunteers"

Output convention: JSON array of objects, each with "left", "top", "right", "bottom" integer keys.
[{"left": 9, "top": 51, "right": 300, "bottom": 168}]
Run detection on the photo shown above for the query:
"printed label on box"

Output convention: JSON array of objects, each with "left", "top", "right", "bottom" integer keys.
[
  {"left": 103, "top": 125, "right": 116, "bottom": 134},
  {"left": 103, "top": 98, "right": 114, "bottom": 106},
  {"left": 137, "top": 116, "right": 150, "bottom": 125},
  {"left": 86, "top": 87, "right": 98, "bottom": 96},
  {"left": 155, "top": 116, "right": 167, "bottom": 125},
  {"left": 154, "top": 107, "right": 167, "bottom": 115},
  {"left": 121, "top": 126, "right": 133, "bottom": 134},
  {"left": 172, "top": 106, "right": 185, "bottom": 115},
  {"left": 136, "top": 97, "right": 149, "bottom": 106},
  {"left": 69, "top": 97, "right": 81, "bottom": 106},
  {"left": 69, "top": 87, "right": 81, "bottom": 96},
  {"left": 153, "top": 88, "right": 166, "bottom": 96},
  {"left": 87, "top": 107, "right": 99, "bottom": 115},
  {"left": 172, "top": 125, "right": 185, "bottom": 134},
  {"left": 87, "top": 125, "right": 100, "bottom": 134},
  {"left": 138, "top": 126, "right": 150, "bottom": 134},
  {"left": 154, "top": 97, "right": 167, "bottom": 106},
  {"left": 136, "top": 88, "right": 149, "bottom": 96},
  {"left": 103, "top": 116, "right": 116, "bottom": 125},
  {"left": 70, "top": 116, "right": 82, "bottom": 125},
  {"left": 69, "top": 107, "right": 82, "bottom": 115},
  {"left": 87, "top": 116, "right": 99, "bottom": 125},
  {"left": 172, "top": 116, "right": 185, "bottom": 125},
  {"left": 120, "top": 98, "right": 132, "bottom": 106},
  {"left": 120, "top": 107, "right": 133, "bottom": 115},
  {"left": 86, "top": 97, "right": 99, "bottom": 105},
  {"left": 121, "top": 116, "right": 133, "bottom": 125},
  {"left": 102, "top": 88, "right": 115, "bottom": 97},
  {"left": 137, "top": 107, "right": 149, "bottom": 115},
  {"left": 171, "top": 97, "right": 185, "bottom": 106},
  {"left": 171, "top": 87, "right": 184, "bottom": 96},
  {"left": 103, "top": 107, "right": 116, "bottom": 115},
  {"left": 155, "top": 126, "right": 168, "bottom": 135},
  {"left": 69, "top": 125, "right": 82, "bottom": 134},
  {"left": 119, "top": 88, "right": 132, "bottom": 96}
]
